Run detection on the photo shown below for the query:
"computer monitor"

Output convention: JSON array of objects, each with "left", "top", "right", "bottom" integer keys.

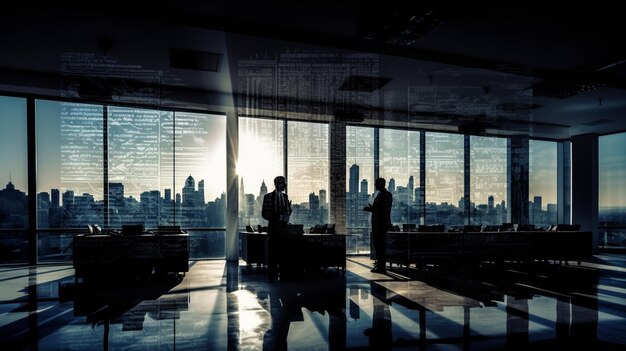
[{"left": 555, "top": 224, "right": 581, "bottom": 231}]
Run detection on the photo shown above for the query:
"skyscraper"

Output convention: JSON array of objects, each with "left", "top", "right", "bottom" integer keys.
[
  {"left": 388, "top": 178, "right": 395, "bottom": 193},
  {"left": 198, "top": 179, "right": 205, "bottom": 205},
  {"left": 319, "top": 189, "right": 327, "bottom": 205},
  {"left": 51, "top": 189, "right": 60, "bottom": 208},
  {"left": 259, "top": 180, "right": 268, "bottom": 199},
  {"left": 349, "top": 164, "right": 359, "bottom": 195},
  {"left": 109, "top": 183, "right": 124, "bottom": 209},
  {"left": 408, "top": 175, "right": 414, "bottom": 201},
  {"left": 183, "top": 175, "right": 196, "bottom": 206},
  {"left": 62, "top": 190, "right": 74, "bottom": 207},
  {"left": 360, "top": 179, "right": 368, "bottom": 195}
]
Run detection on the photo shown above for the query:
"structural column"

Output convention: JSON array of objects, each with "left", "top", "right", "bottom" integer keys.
[
  {"left": 27, "top": 98, "right": 37, "bottom": 265},
  {"left": 225, "top": 108, "right": 239, "bottom": 262},
  {"left": 507, "top": 136, "right": 529, "bottom": 225},
  {"left": 329, "top": 120, "right": 347, "bottom": 236},
  {"left": 571, "top": 133, "right": 599, "bottom": 251},
  {"left": 557, "top": 141, "right": 571, "bottom": 224}
]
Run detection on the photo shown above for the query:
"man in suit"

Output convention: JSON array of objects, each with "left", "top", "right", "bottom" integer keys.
[
  {"left": 363, "top": 178, "right": 393, "bottom": 273},
  {"left": 262, "top": 176, "right": 292, "bottom": 282}
]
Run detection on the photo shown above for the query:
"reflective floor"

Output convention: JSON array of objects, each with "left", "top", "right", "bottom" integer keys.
[{"left": 1, "top": 254, "right": 626, "bottom": 350}]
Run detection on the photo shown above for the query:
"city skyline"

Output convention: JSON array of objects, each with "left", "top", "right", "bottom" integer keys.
[
  {"left": 2, "top": 172, "right": 622, "bottom": 232},
  {"left": 1, "top": 96, "right": 626, "bottom": 210}
]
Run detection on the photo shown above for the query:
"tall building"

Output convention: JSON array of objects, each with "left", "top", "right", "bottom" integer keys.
[
  {"left": 37, "top": 192, "right": 50, "bottom": 206},
  {"left": 388, "top": 178, "right": 395, "bottom": 193},
  {"left": 319, "top": 189, "right": 327, "bottom": 205},
  {"left": 488, "top": 195, "right": 494, "bottom": 213},
  {"left": 259, "top": 180, "right": 268, "bottom": 199},
  {"left": 62, "top": 190, "right": 74, "bottom": 207},
  {"left": 109, "top": 183, "right": 124, "bottom": 209},
  {"left": 183, "top": 175, "right": 196, "bottom": 207},
  {"left": 360, "top": 179, "right": 368, "bottom": 195},
  {"left": 198, "top": 179, "right": 205, "bottom": 205},
  {"left": 51, "top": 188, "right": 60, "bottom": 208},
  {"left": 408, "top": 176, "right": 414, "bottom": 202},
  {"left": 349, "top": 164, "right": 359, "bottom": 195},
  {"left": 533, "top": 196, "right": 543, "bottom": 225},
  {"left": 164, "top": 188, "right": 171, "bottom": 202}
]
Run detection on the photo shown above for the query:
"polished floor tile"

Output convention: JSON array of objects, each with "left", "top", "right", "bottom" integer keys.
[{"left": 1, "top": 254, "right": 626, "bottom": 350}]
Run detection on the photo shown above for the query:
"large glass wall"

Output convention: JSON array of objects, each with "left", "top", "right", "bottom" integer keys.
[
  {"left": 35, "top": 101, "right": 104, "bottom": 262},
  {"left": 470, "top": 136, "right": 507, "bottom": 226},
  {"left": 425, "top": 132, "right": 464, "bottom": 227},
  {"left": 529, "top": 140, "right": 558, "bottom": 228},
  {"left": 32, "top": 100, "right": 226, "bottom": 261},
  {"left": 238, "top": 117, "right": 284, "bottom": 228},
  {"left": 108, "top": 107, "right": 171, "bottom": 228},
  {"left": 379, "top": 129, "right": 421, "bottom": 226},
  {"left": 36, "top": 101, "right": 104, "bottom": 229},
  {"left": 0, "top": 96, "right": 28, "bottom": 263},
  {"left": 238, "top": 119, "right": 329, "bottom": 231},
  {"left": 174, "top": 111, "right": 226, "bottom": 229},
  {"left": 346, "top": 126, "right": 375, "bottom": 253},
  {"left": 174, "top": 112, "right": 226, "bottom": 259},
  {"left": 599, "top": 132, "right": 626, "bottom": 248},
  {"left": 287, "top": 121, "right": 329, "bottom": 228}
]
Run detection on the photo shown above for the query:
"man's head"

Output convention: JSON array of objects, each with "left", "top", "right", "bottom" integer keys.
[
  {"left": 274, "top": 176, "right": 287, "bottom": 192},
  {"left": 375, "top": 178, "right": 386, "bottom": 191}
]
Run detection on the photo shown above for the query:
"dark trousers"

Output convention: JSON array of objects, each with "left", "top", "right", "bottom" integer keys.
[
  {"left": 372, "top": 226, "right": 387, "bottom": 268},
  {"left": 267, "top": 222, "right": 288, "bottom": 280}
]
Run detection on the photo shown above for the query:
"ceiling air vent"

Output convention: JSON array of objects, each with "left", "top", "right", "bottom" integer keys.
[
  {"left": 533, "top": 78, "right": 605, "bottom": 99},
  {"left": 170, "top": 48, "right": 222, "bottom": 72},
  {"left": 338, "top": 75, "right": 391, "bottom": 92},
  {"left": 583, "top": 118, "right": 612, "bottom": 126}
]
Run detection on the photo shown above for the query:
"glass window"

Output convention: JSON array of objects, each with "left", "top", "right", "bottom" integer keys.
[
  {"left": 380, "top": 129, "right": 421, "bottom": 226},
  {"left": 599, "top": 132, "right": 626, "bottom": 248},
  {"left": 238, "top": 117, "right": 284, "bottom": 228},
  {"left": 108, "top": 106, "right": 171, "bottom": 228},
  {"left": 529, "top": 140, "right": 558, "bottom": 228},
  {"left": 425, "top": 132, "right": 464, "bottom": 227},
  {"left": 287, "top": 121, "right": 329, "bottom": 229},
  {"left": 346, "top": 126, "right": 375, "bottom": 253},
  {"left": 470, "top": 135, "right": 507, "bottom": 226},
  {"left": 0, "top": 96, "right": 27, "bottom": 228},
  {"left": 36, "top": 100, "right": 104, "bottom": 228},
  {"left": 0, "top": 96, "right": 27, "bottom": 264},
  {"left": 174, "top": 112, "right": 226, "bottom": 229}
]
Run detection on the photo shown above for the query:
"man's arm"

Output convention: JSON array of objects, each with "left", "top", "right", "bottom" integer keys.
[{"left": 261, "top": 193, "right": 274, "bottom": 221}]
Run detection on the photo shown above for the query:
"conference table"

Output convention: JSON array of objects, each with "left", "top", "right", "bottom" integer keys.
[
  {"left": 73, "top": 232, "right": 189, "bottom": 282},
  {"left": 239, "top": 232, "right": 347, "bottom": 271},
  {"left": 386, "top": 230, "right": 593, "bottom": 270}
]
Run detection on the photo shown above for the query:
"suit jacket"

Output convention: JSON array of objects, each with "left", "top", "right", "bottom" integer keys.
[
  {"left": 366, "top": 189, "right": 393, "bottom": 231},
  {"left": 261, "top": 190, "right": 291, "bottom": 227}
]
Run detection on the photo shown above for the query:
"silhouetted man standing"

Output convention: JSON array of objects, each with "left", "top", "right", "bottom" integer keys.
[
  {"left": 364, "top": 178, "right": 393, "bottom": 273},
  {"left": 262, "top": 176, "right": 292, "bottom": 282}
]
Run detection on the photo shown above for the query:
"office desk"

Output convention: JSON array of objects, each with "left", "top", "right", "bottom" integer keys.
[
  {"left": 240, "top": 232, "right": 347, "bottom": 271},
  {"left": 73, "top": 233, "right": 189, "bottom": 281},
  {"left": 386, "top": 231, "right": 592, "bottom": 269}
]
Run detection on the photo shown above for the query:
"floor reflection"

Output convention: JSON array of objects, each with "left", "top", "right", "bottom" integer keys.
[{"left": 0, "top": 255, "right": 625, "bottom": 350}]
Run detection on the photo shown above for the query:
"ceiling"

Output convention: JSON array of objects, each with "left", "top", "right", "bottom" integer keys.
[{"left": 1, "top": 2, "right": 625, "bottom": 139}]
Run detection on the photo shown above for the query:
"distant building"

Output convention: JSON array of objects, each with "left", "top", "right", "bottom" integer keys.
[
  {"left": 62, "top": 190, "right": 74, "bottom": 208},
  {"left": 51, "top": 189, "right": 60, "bottom": 208}
]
